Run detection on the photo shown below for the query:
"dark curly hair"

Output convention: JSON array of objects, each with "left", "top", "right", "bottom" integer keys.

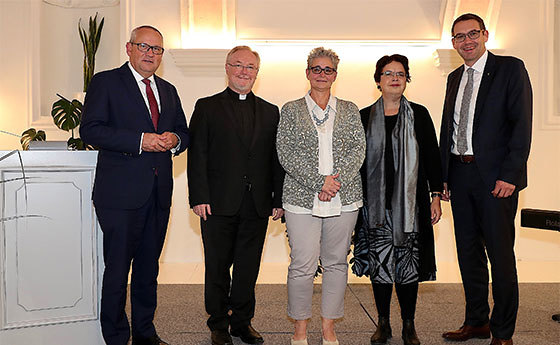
[{"left": 373, "top": 54, "right": 411, "bottom": 91}]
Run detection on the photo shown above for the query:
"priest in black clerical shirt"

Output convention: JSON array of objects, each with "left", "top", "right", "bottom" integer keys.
[{"left": 187, "top": 46, "right": 284, "bottom": 345}]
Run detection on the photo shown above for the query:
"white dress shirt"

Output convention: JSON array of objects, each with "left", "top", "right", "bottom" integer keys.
[
  {"left": 127, "top": 62, "right": 180, "bottom": 154},
  {"left": 452, "top": 50, "right": 488, "bottom": 155}
]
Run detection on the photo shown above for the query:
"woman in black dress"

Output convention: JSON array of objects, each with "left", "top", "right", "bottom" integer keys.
[{"left": 359, "top": 54, "right": 443, "bottom": 345}]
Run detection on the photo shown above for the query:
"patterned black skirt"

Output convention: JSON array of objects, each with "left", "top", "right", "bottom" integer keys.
[{"left": 367, "top": 209, "right": 420, "bottom": 284}]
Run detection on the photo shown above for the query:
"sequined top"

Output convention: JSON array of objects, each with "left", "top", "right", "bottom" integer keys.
[{"left": 276, "top": 97, "right": 366, "bottom": 209}]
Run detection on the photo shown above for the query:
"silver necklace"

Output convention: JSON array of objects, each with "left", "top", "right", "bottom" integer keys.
[{"left": 312, "top": 106, "right": 329, "bottom": 126}]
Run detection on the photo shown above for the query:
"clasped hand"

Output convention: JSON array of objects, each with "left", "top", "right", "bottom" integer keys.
[
  {"left": 142, "top": 132, "right": 178, "bottom": 152},
  {"left": 442, "top": 180, "right": 516, "bottom": 201},
  {"left": 319, "top": 173, "right": 341, "bottom": 202}
]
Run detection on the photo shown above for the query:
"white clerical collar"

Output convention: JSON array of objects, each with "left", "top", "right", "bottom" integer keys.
[{"left": 239, "top": 93, "right": 247, "bottom": 100}]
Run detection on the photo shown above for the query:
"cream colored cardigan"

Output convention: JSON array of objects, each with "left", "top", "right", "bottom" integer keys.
[{"left": 276, "top": 97, "right": 366, "bottom": 209}]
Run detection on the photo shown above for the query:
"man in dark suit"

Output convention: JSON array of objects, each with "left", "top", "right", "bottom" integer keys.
[
  {"left": 80, "top": 25, "right": 189, "bottom": 345},
  {"left": 439, "top": 13, "right": 532, "bottom": 345},
  {"left": 187, "top": 46, "right": 284, "bottom": 345}
]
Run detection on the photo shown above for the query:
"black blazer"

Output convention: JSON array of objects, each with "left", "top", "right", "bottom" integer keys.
[
  {"left": 187, "top": 89, "right": 284, "bottom": 218},
  {"left": 80, "top": 63, "right": 189, "bottom": 210},
  {"left": 439, "top": 52, "right": 532, "bottom": 191}
]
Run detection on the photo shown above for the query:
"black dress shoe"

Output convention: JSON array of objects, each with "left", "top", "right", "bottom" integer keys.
[
  {"left": 211, "top": 329, "right": 233, "bottom": 345},
  {"left": 230, "top": 325, "right": 264, "bottom": 344},
  {"left": 370, "top": 316, "right": 392, "bottom": 344},
  {"left": 132, "top": 334, "right": 169, "bottom": 345}
]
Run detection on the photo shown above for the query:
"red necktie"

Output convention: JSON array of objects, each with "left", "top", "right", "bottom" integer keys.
[{"left": 142, "top": 78, "right": 159, "bottom": 130}]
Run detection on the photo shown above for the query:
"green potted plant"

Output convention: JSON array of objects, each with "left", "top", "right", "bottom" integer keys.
[
  {"left": 21, "top": 13, "right": 104, "bottom": 150},
  {"left": 79, "top": 13, "right": 104, "bottom": 93}
]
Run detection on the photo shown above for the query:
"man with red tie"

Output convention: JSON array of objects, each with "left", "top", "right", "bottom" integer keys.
[{"left": 81, "top": 25, "right": 189, "bottom": 345}]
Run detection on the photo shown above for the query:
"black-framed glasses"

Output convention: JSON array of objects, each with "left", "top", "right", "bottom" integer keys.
[
  {"left": 227, "top": 63, "right": 258, "bottom": 73},
  {"left": 308, "top": 66, "right": 337, "bottom": 75},
  {"left": 130, "top": 42, "right": 165, "bottom": 55},
  {"left": 381, "top": 70, "right": 406, "bottom": 78},
  {"left": 452, "top": 29, "right": 483, "bottom": 43}
]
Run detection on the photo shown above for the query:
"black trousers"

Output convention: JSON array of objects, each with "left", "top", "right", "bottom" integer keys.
[
  {"left": 201, "top": 191, "right": 269, "bottom": 331},
  {"left": 449, "top": 159, "right": 519, "bottom": 340},
  {"left": 95, "top": 181, "right": 170, "bottom": 345}
]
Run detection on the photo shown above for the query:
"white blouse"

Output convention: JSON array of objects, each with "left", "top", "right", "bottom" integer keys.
[{"left": 283, "top": 91, "right": 362, "bottom": 217}]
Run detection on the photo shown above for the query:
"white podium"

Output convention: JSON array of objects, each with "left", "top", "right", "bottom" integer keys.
[{"left": 0, "top": 151, "right": 104, "bottom": 344}]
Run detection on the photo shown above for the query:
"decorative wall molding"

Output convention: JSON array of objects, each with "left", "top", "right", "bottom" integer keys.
[
  {"left": 432, "top": 49, "right": 464, "bottom": 74},
  {"left": 236, "top": 0, "right": 444, "bottom": 41},
  {"left": 439, "top": 0, "right": 503, "bottom": 44},
  {"left": 433, "top": 48, "right": 504, "bottom": 75},
  {"left": 537, "top": 0, "right": 560, "bottom": 130},
  {"left": 28, "top": 0, "right": 49, "bottom": 130},
  {"left": 168, "top": 49, "right": 228, "bottom": 77},
  {"left": 120, "top": 0, "right": 134, "bottom": 63},
  {"left": 179, "top": 0, "right": 236, "bottom": 48},
  {"left": 43, "top": 0, "right": 119, "bottom": 8},
  {"left": 554, "top": 0, "right": 560, "bottom": 124}
]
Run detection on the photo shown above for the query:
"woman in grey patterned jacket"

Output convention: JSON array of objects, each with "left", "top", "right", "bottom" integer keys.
[{"left": 276, "top": 47, "right": 365, "bottom": 345}]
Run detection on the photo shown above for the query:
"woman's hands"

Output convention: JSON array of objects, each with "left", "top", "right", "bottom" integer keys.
[{"left": 319, "top": 173, "right": 341, "bottom": 202}]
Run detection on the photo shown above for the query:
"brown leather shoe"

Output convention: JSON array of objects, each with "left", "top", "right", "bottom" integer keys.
[
  {"left": 402, "top": 319, "right": 420, "bottom": 345},
  {"left": 442, "top": 324, "right": 490, "bottom": 341},
  {"left": 489, "top": 338, "right": 513, "bottom": 345},
  {"left": 370, "top": 316, "right": 392, "bottom": 344}
]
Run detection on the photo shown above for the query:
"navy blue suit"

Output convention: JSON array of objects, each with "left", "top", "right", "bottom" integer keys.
[
  {"left": 80, "top": 62, "right": 189, "bottom": 345},
  {"left": 439, "top": 52, "right": 532, "bottom": 339}
]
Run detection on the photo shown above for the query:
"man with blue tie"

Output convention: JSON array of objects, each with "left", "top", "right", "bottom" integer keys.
[
  {"left": 439, "top": 13, "right": 532, "bottom": 345},
  {"left": 80, "top": 25, "right": 189, "bottom": 345}
]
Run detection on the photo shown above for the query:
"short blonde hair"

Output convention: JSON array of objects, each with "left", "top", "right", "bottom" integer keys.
[
  {"left": 226, "top": 45, "right": 261, "bottom": 68},
  {"left": 307, "top": 47, "right": 340, "bottom": 69}
]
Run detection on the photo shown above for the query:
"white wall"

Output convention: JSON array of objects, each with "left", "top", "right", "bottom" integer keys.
[{"left": 1, "top": 0, "right": 558, "bottom": 281}]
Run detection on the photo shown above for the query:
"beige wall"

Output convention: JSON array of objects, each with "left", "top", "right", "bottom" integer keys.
[{"left": 1, "top": 0, "right": 558, "bottom": 281}]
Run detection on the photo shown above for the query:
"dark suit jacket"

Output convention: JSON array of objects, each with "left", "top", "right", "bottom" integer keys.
[
  {"left": 439, "top": 52, "right": 532, "bottom": 191},
  {"left": 187, "top": 89, "right": 284, "bottom": 218},
  {"left": 80, "top": 63, "right": 189, "bottom": 210}
]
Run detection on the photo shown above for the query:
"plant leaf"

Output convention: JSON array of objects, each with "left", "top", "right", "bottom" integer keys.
[
  {"left": 67, "top": 137, "right": 95, "bottom": 151},
  {"left": 51, "top": 97, "right": 82, "bottom": 131},
  {"left": 20, "top": 128, "right": 46, "bottom": 150},
  {"left": 78, "top": 13, "right": 104, "bottom": 92}
]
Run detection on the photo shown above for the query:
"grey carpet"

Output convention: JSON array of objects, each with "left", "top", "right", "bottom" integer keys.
[{"left": 142, "top": 283, "right": 559, "bottom": 345}]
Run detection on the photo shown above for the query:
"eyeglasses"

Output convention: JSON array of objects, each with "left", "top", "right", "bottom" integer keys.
[
  {"left": 381, "top": 70, "right": 406, "bottom": 78},
  {"left": 308, "top": 66, "right": 337, "bottom": 75},
  {"left": 452, "top": 29, "right": 483, "bottom": 43},
  {"left": 130, "top": 42, "right": 165, "bottom": 55},
  {"left": 227, "top": 63, "right": 258, "bottom": 73}
]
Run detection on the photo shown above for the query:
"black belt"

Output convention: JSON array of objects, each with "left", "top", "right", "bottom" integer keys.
[{"left": 451, "top": 154, "right": 475, "bottom": 163}]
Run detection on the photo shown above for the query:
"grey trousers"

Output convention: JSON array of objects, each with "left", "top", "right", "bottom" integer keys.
[{"left": 285, "top": 210, "right": 358, "bottom": 320}]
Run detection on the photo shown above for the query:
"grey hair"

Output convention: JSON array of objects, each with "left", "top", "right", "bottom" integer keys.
[
  {"left": 226, "top": 45, "right": 261, "bottom": 68},
  {"left": 307, "top": 47, "right": 340, "bottom": 69},
  {"left": 129, "top": 25, "right": 163, "bottom": 43}
]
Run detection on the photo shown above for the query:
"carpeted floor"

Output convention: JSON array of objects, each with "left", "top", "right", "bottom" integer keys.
[{"left": 143, "top": 283, "right": 559, "bottom": 345}]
